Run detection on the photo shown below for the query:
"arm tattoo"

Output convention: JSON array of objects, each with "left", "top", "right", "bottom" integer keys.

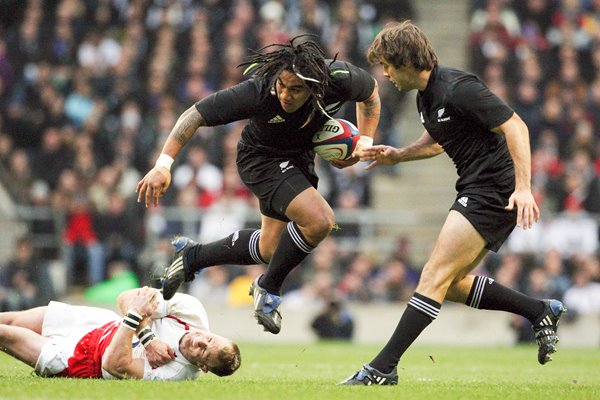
[
  {"left": 361, "top": 96, "right": 381, "bottom": 119},
  {"left": 171, "top": 107, "right": 205, "bottom": 146}
]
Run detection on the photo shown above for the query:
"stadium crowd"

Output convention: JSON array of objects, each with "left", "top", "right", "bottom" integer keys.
[
  {"left": 0, "top": 0, "right": 598, "bottom": 341},
  {"left": 466, "top": 0, "right": 600, "bottom": 337}
]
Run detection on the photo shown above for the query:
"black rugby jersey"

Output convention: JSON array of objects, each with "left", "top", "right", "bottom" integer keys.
[
  {"left": 417, "top": 66, "right": 515, "bottom": 192},
  {"left": 195, "top": 59, "right": 375, "bottom": 156}
]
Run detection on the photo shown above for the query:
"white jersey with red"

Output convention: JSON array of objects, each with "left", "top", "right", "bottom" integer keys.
[
  {"left": 114, "top": 291, "right": 210, "bottom": 381},
  {"left": 35, "top": 292, "right": 210, "bottom": 381}
]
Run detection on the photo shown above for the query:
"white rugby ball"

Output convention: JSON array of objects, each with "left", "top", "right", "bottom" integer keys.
[{"left": 312, "top": 118, "right": 360, "bottom": 161}]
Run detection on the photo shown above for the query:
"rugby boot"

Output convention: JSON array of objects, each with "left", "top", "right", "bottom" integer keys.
[
  {"left": 161, "top": 236, "right": 198, "bottom": 300},
  {"left": 249, "top": 275, "right": 282, "bottom": 334},
  {"left": 339, "top": 364, "right": 398, "bottom": 386},
  {"left": 532, "top": 299, "right": 567, "bottom": 365}
]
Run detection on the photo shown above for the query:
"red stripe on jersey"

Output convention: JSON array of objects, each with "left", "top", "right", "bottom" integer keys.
[
  {"left": 165, "top": 315, "right": 190, "bottom": 330},
  {"left": 65, "top": 321, "right": 120, "bottom": 378}
]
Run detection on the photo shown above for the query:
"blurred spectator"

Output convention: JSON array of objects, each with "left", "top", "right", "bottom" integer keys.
[
  {"left": 64, "top": 74, "right": 95, "bottom": 127},
  {"left": 505, "top": 218, "right": 545, "bottom": 254},
  {"left": 0, "top": 236, "right": 55, "bottom": 311},
  {"left": 491, "top": 252, "right": 526, "bottom": 292},
  {"left": 285, "top": 0, "right": 332, "bottom": 39},
  {"left": 543, "top": 209, "right": 599, "bottom": 257},
  {"left": 311, "top": 298, "right": 354, "bottom": 340},
  {"left": 188, "top": 265, "right": 230, "bottom": 306},
  {"left": 31, "top": 126, "right": 73, "bottom": 190},
  {"left": 301, "top": 236, "right": 342, "bottom": 282},
  {"left": 284, "top": 270, "right": 336, "bottom": 310},
  {"left": 198, "top": 188, "right": 250, "bottom": 244},
  {"left": 471, "top": 0, "right": 522, "bottom": 38},
  {"left": 63, "top": 192, "right": 105, "bottom": 285},
  {"left": 6, "top": 148, "right": 34, "bottom": 203},
  {"left": 562, "top": 256, "right": 600, "bottom": 315},
  {"left": 540, "top": 248, "right": 572, "bottom": 299},
  {"left": 369, "top": 258, "right": 417, "bottom": 302},
  {"left": 227, "top": 264, "right": 265, "bottom": 307},
  {"left": 368, "top": 0, "right": 416, "bottom": 24},
  {"left": 83, "top": 259, "right": 140, "bottom": 305},
  {"left": 27, "top": 179, "right": 60, "bottom": 260},
  {"left": 172, "top": 143, "right": 223, "bottom": 209},
  {"left": 328, "top": 161, "right": 371, "bottom": 208},
  {"left": 337, "top": 253, "right": 378, "bottom": 301},
  {"left": 77, "top": 28, "right": 122, "bottom": 76},
  {"left": 94, "top": 190, "right": 140, "bottom": 267}
]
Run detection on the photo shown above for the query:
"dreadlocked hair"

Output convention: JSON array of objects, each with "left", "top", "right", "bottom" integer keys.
[{"left": 238, "top": 35, "right": 334, "bottom": 120}]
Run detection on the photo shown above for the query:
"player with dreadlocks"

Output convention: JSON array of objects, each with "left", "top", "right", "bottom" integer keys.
[{"left": 136, "top": 36, "right": 380, "bottom": 334}]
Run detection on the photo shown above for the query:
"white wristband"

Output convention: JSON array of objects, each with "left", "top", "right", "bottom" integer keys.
[
  {"left": 155, "top": 154, "right": 174, "bottom": 171},
  {"left": 357, "top": 136, "right": 374, "bottom": 148}
]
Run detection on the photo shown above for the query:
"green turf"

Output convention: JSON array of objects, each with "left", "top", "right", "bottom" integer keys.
[{"left": 0, "top": 343, "right": 598, "bottom": 400}]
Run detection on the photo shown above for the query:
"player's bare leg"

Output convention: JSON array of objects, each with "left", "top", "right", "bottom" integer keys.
[
  {"left": 0, "top": 306, "right": 48, "bottom": 334},
  {"left": 342, "top": 211, "right": 485, "bottom": 385},
  {"left": 0, "top": 324, "right": 49, "bottom": 368}
]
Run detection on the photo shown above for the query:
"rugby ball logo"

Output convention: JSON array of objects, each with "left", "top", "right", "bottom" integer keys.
[{"left": 312, "top": 119, "right": 360, "bottom": 161}]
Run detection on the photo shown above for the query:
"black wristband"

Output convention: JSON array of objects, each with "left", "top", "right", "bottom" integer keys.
[
  {"left": 122, "top": 310, "right": 143, "bottom": 331},
  {"left": 138, "top": 327, "right": 157, "bottom": 347}
]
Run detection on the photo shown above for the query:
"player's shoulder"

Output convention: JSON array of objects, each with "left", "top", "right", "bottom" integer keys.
[
  {"left": 435, "top": 66, "right": 486, "bottom": 100},
  {"left": 207, "top": 76, "right": 272, "bottom": 111},
  {"left": 326, "top": 59, "right": 369, "bottom": 79},
  {"left": 170, "top": 292, "right": 205, "bottom": 307},
  {"left": 229, "top": 76, "right": 270, "bottom": 95}
]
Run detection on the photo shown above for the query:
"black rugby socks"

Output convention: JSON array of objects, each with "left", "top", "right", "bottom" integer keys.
[
  {"left": 370, "top": 293, "right": 441, "bottom": 373},
  {"left": 466, "top": 276, "right": 545, "bottom": 322},
  {"left": 259, "top": 221, "right": 314, "bottom": 295},
  {"left": 186, "top": 229, "right": 266, "bottom": 271}
]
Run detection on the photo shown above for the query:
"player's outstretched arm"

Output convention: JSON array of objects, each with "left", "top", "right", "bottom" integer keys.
[
  {"left": 136, "top": 106, "right": 206, "bottom": 207},
  {"left": 359, "top": 130, "right": 444, "bottom": 169}
]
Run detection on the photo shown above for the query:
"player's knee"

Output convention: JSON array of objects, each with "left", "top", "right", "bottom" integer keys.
[
  {"left": 303, "top": 210, "right": 335, "bottom": 243},
  {"left": 418, "top": 264, "right": 455, "bottom": 294},
  {"left": 0, "top": 312, "right": 15, "bottom": 326},
  {"left": 0, "top": 324, "right": 16, "bottom": 344},
  {"left": 258, "top": 246, "right": 274, "bottom": 262}
]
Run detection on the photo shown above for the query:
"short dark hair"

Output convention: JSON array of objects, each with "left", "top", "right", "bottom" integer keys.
[
  {"left": 238, "top": 35, "right": 332, "bottom": 120},
  {"left": 367, "top": 20, "right": 438, "bottom": 70}
]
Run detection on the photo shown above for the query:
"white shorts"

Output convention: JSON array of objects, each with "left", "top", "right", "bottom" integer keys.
[{"left": 35, "top": 301, "right": 120, "bottom": 377}]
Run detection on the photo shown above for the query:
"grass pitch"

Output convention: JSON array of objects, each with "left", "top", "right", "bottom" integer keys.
[{"left": 0, "top": 342, "right": 598, "bottom": 400}]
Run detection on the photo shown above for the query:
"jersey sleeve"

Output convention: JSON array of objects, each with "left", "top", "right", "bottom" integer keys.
[
  {"left": 329, "top": 61, "right": 376, "bottom": 102},
  {"left": 194, "top": 79, "right": 264, "bottom": 126},
  {"left": 153, "top": 292, "right": 210, "bottom": 331},
  {"left": 141, "top": 359, "right": 200, "bottom": 381},
  {"left": 451, "top": 76, "right": 514, "bottom": 130}
]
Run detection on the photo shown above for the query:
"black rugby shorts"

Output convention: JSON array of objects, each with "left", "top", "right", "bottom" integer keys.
[
  {"left": 236, "top": 142, "right": 318, "bottom": 221},
  {"left": 449, "top": 186, "right": 517, "bottom": 252}
]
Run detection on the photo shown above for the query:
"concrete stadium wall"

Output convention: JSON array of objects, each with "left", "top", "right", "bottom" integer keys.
[{"left": 204, "top": 303, "right": 599, "bottom": 348}]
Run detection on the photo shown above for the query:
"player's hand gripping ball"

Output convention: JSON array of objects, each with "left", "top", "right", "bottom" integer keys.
[{"left": 312, "top": 118, "right": 360, "bottom": 161}]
